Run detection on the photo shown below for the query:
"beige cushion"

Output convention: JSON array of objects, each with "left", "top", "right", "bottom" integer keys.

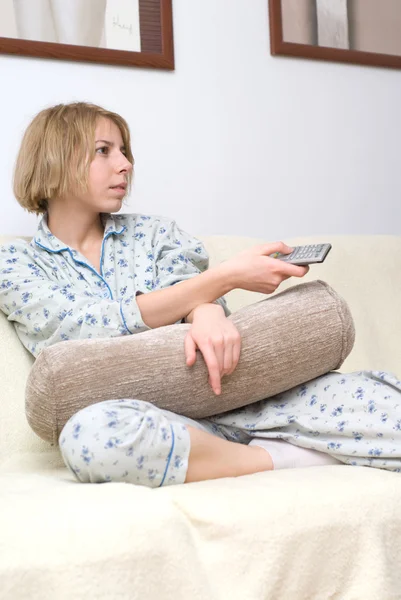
[{"left": 26, "top": 280, "right": 355, "bottom": 444}]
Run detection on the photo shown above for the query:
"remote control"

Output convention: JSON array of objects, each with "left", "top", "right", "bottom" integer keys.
[{"left": 271, "top": 243, "right": 332, "bottom": 265}]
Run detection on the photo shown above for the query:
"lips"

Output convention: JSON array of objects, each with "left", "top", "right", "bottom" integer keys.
[{"left": 110, "top": 183, "right": 127, "bottom": 190}]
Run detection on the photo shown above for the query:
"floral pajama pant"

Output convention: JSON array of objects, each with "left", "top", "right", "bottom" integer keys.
[{"left": 60, "top": 370, "right": 401, "bottom": 488}]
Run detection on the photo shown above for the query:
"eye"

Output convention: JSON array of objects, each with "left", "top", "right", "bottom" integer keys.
[{"left": 96, "top": 146, "right": 109, "bottom": 155}]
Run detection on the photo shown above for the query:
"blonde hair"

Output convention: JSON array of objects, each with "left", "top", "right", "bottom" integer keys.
[{"left": 13, "top": 102, "right": 134, "bottom": 214}]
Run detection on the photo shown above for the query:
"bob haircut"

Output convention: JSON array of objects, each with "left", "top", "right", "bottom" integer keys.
[{"left": 13, "top": 102, "right": 134, "bottom": 214}]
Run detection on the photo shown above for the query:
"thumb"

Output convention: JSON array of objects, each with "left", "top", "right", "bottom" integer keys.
[
  {"left": 260, "top": 241, "right": 293, "bottom": 257},
  {"left": 184, "top": 333, "right": 197, "bottom": 366}
]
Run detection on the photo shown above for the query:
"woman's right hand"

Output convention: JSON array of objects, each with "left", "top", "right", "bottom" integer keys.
[{"left": 220, "top": 242, "right": 309, "bottom": 295}]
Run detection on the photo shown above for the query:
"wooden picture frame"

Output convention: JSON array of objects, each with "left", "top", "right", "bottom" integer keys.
[
  {"left": 0, "top": 0, "right": 174, "bottom": 70},
  {"left": 269, "top": 0, "right": 401, "bottom": 70}
]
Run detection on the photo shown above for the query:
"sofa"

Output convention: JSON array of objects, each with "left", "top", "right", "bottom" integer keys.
[{"left": 1, "top": 232, "right": 401, "bottom": 600}]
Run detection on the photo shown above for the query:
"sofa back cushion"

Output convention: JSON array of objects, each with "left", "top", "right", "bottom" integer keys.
[
  {"left": 0, "top": 234, "right": 54, "bottom": 467},
  {"left": 0, "top": 310, "right": 49, "bottom": 463}
]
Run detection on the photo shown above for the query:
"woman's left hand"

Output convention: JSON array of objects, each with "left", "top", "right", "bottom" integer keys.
[{"left": 184, "top": 304, "right": 241, "bottom": 395}]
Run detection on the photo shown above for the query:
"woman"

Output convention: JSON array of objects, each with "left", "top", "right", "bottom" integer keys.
[{"left": 1, "top": 102, "right": 400, "bottom": 488}]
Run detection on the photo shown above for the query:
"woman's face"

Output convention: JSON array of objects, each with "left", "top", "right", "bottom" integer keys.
[{"left": 82, "top": 117, "right": 133, "bottom": 214}]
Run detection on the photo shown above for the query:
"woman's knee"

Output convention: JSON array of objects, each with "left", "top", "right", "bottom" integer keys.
[{"left": 59, "top": 398, "right": 191, "bottom": 488}]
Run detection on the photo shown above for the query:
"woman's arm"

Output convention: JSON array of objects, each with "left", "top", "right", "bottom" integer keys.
[
  {"left": 138, "top": 216, "right": 309, "bottom": 329},
  {"left": 150, "top": 219, "right": 231, "bottom": 321},
  {"left": 136, "top": 263, "right": 231, "bottom": 328}
]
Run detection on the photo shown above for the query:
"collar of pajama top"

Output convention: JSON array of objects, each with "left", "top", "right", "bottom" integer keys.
[
  {"left": 33, "top": 213, "right": 127, "bottom": 299},
  {"left": 34, "top": 212, "right": 125, "bottom": 254}
]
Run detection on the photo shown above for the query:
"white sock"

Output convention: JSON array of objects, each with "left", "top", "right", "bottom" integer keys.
[{"left": 248, "top": 438, "right": 342, "bottom": 470}]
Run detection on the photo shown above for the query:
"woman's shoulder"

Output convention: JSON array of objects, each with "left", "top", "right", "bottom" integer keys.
[
  {"left": 0, "top": 237, "right": 37, "bottom": 272},
  {"left": 0, "top": 236, "right": 34, "bottom": 256}
]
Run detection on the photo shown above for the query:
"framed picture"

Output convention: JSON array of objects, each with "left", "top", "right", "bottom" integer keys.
[
  {"left": 0, "top": 0, "right": 174, "bottom": 70},
  {"left": 269, "top": 0, "right": 401, "bottom": 70}
]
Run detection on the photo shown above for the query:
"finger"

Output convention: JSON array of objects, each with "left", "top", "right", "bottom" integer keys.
[
  {"left": 230, "top": 338, "right": 241, "bottom": 375},
  {"left": 222, "top": 340, "right": 234, "bottom": 376},
  {"left": 272, "top": 261, "right": 310, "bottom": 278},
  {"left": 290, "top": 265, "right": 310, "bottom": 277},
  {"left": 184, "top": 333, "right": 197, "bottom": 366},
  {"left": 259, "top": 241, "right": 294, "bottom": 256},
  {"left": 227, "top": 337, "right": 241, "bottom": 375},
  {"left": 213, "top": 338, "right": 225, "bottom": 376},
  {"left": 200, "top": 344, "right": 222, "bottom": 395}
]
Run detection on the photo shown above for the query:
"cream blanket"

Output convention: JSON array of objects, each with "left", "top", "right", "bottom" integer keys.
[{"left": 1, "top": 464, "right": 401, "bottom": 599}]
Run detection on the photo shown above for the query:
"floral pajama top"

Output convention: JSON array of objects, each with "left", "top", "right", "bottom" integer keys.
[{"left": 0, "top": 212, "right": 229, "bottom": 358}]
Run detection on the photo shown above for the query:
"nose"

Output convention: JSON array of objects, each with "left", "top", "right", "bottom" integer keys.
[{"left": 116, "top": 152, "right": 133, "bottom": 174}]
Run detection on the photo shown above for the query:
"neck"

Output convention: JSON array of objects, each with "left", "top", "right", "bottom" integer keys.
[{"left": 46, "top": 200, "right": 105, "bottom": 251}]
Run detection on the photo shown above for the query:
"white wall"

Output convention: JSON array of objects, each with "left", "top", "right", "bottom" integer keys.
[{"left": 1, "top": 0, "right": 400, "bottom": 239}]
